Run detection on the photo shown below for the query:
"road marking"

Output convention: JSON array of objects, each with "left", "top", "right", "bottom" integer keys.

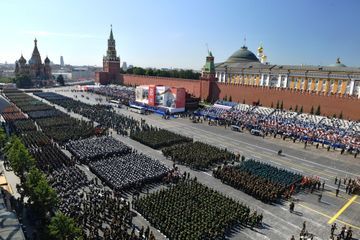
[
  {"left": 324, "top": 169, "right": 338, "bottom": 175},
  {"left": 255, "top": 151, "right": 334, "bottom": 179},
  {"left": 245, "top": 146, "right": 255, "bottom": 151},
  {"left": 280, "top": 206, "right": 288, "bottom": 211},
  {"left": 328, "top": 195, "right": 358, "bottom": 224},
  {"left": 203, "top": 172, "right": 212, "bottom": 176},
  {"left": 299, "top": 203, "right": 360, "bottom": 230},
  {"left": 302, "top": 162, "right": 314, "bottom": 168},
  {"left": 269, "top": 160, "right": 283, "bottom": 166},
  {"left": 291, "top": 167, "right": 304, "bottom": 173},
  {"left": 326, "top": 191, "right": 360, "bottom": 205}
]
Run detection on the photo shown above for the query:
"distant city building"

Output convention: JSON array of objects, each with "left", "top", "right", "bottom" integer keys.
[
  {"left": 122, "top": 62, "right": 127, "bottom": 71},
  {"left": 72, "top": 67, "right": 95, "bottom": 80},
  {"left": 60, "top": 56, "right": 64, "bottom": 67},
  {"left": 95, "top": 26, "right": 121, "bottom": 85},
  {"left": 15, "top": 39, "right": 52, "bottom": 85}
]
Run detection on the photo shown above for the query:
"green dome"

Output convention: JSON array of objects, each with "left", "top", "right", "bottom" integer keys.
[
  {"left": 329, "top": 58, "right": 346, "bottom": 68},
  {"left": 226, "top": 46, "right": 259, "bottom": 63}
]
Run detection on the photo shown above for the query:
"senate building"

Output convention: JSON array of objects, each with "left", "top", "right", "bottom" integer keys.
[{"left": 214, "top": 45, "right": 360, "bottom": 97}]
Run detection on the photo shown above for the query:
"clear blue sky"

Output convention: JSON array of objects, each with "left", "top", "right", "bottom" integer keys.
[{"left": 1, "top": 0, "right": 359, "bottom": 69}]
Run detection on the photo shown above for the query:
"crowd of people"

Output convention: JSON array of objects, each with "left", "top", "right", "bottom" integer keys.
[
  {"left": 1, "top": 105, "right": 28, "bottom": 122},
  {"left": 133, "top": 179, "right": 262, "bottom": 240},
  {"left": 162, "top": 141, "right": 236, "bottom": 170},
  {"left": 88, "top": 85, "right": 135, "bottom": 105},
  {"left": 26, "top": 109, "right": 64, "bottom": 119},
  {"left": 130, "top": 127, "right": 192, "bottom": 149},
  {"left": 213, "top": 160, "right": 303, "bottom": 203},
  {"left": 20, "top": 131, "right": 51, "bottom": 149},
  {"left": 66, "top": 136, "right": 131, "bottom": 163},
  {"left": 35, "top": 92, "right": 141, "bottom": 136},
  {"left": 3, "top": 90, "right": 150, "bottom": 239},
  {"left": 329, "top": 223, "right": 353, "bottom": 240},
  {"left": 194, "top": 101, "right": 360, "bottom": 154},
  {"left": 48, "top": 165, "right": 146, "bottom": 239},
  {"left": 12, "top": 119, "right": 37, "bottom": 132},
  {"left": 335, "top": 176, "right": 360, "bottom": 195},
  {"left": 30, "top": 145, "right": 75, "bottom": 173},
  {"left": 3, "top": 89, "right": 357, "bottom": 239},
  {"left": 89, "top": 152, "right": 169, "bottom": 191},
  {"left": 41, "top": 122, "right": 96, "bottom": 144},
  {"left": 6, "top": 92, "right": 98, "bottom": 144}
]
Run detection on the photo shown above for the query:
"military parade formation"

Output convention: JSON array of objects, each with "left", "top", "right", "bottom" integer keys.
[{"left": 0, "top": 87, "right": 358, "bottom": 240}]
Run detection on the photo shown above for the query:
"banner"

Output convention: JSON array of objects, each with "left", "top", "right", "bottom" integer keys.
[{"left": 148, "top": 85, "right": 156, "bottom": 106}]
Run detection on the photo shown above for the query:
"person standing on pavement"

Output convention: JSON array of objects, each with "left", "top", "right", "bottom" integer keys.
[
  {"left": 289, "top": 201, "right": 295, "bottom": 213},
  {"left": 330, "top": 223, "right": 337, "bottom": 237},
  {"left": 318, "top": 193, "right": 322, "bottom": 202}
]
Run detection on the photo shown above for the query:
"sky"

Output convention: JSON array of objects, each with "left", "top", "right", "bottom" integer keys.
[{"left": 1, "top": 0, "right": 360, "bottom": 70}]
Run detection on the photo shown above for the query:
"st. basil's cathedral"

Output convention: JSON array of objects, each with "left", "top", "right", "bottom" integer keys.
[{"left": 15, "top": 39, "right": 52, "bottom": 85}]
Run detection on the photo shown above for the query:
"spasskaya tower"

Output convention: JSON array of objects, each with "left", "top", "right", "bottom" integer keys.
[{"left": 95, "top": 25, "right": 121, "bottom": 85}]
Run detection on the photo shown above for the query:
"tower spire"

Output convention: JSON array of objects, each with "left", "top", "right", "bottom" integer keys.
[
  {"left": 34, "top": 38, "right": 37, "bottom": 47},
  {"left": 109, "top": 24, "right": 114, "bottom": 41}
]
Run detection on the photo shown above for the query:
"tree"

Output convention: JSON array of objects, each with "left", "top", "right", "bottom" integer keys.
[
  {"left": 276, "top": 100, "right": 280, "bottom": 109},
  {"left": 5, "top": 137, "right": 35, "bottom": 181},
  {"left": 48, "top": 212, "right": 82, "bottom": 240},
  {"left": 0, "top": 77, "right": 14, "bottom": 84},
  {"left": 133, "top": 67, "right": 146, "bottom": 75},
  {"left": 223, "top": 95, "right": 228, "bottom": 101},
  {"left": 289, "top": 106, "right": 293, "bottom": 111},
  {"left": 299, "top": 106, "right": 303, "bottom": 113},
  {"left": 145, "top": 68, "right": 155, "bottom": 76},
  {"left": 332, "top": 113, "right": 337, "bottom": 118},
  {"left": 23, "top": 167, "right": 44, "bottom": 198},
  {"left": 280, "top": 101, "right": 284, "bottom": 110},
  {"left": 20, "top": 167, "right": 57, "bottom": 219},
  {"left": 228, "top": 96, "right": 232, "bottom": 102},
  {"left": 294, "top": 105, "right": 298, "bottom": 112},
  {"left": 315, "top": 105, "right": 321, "bottom": 115},
  {"left": 270, "top": 102, "right": 274, "bottom": 108},
  {"left": 0, "top": 127, "right": 7, "bottom": 149},
  {"left": 242, "top": 99, "right": 245, "bottom": 104},
  {"left": 310, "top": 106, "right": 314, "bottom": 115},
  {"left": 14, "top": 75, "right": 32, "bottom": 88},
  {"left": 56, "top": 75, "right": 65, "bottom": 86},
  {"left": 29, "top": 177, "right": 58, "bottom": 219},
  {"left": 126, "top": 68, "right": 134, "bottom": 74}
]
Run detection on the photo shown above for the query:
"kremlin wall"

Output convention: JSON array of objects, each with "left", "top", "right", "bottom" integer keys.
[
  {"left": 97, "top": 27, "right": 360, "bottom": 120},
  {"left": 120, "top": 74, "right": 360, "bottom": 120}
]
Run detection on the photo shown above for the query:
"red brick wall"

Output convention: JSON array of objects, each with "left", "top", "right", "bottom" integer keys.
[
  {"left": 214, "top": 83, "right": 360, "bottom": 120},
  {"left": 95, "top": 72, "right": 109, "bottom": 85},
  {"left": 120, "top": 74, "right": 360, "bottom": 120},
  {"left": 120, "top": 74, "right": 201, "bottom": 97}
]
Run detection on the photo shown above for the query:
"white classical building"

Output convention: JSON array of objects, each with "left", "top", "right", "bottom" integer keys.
[{"left": 215, "top": 45, "right": 360, "bottom": 98}]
